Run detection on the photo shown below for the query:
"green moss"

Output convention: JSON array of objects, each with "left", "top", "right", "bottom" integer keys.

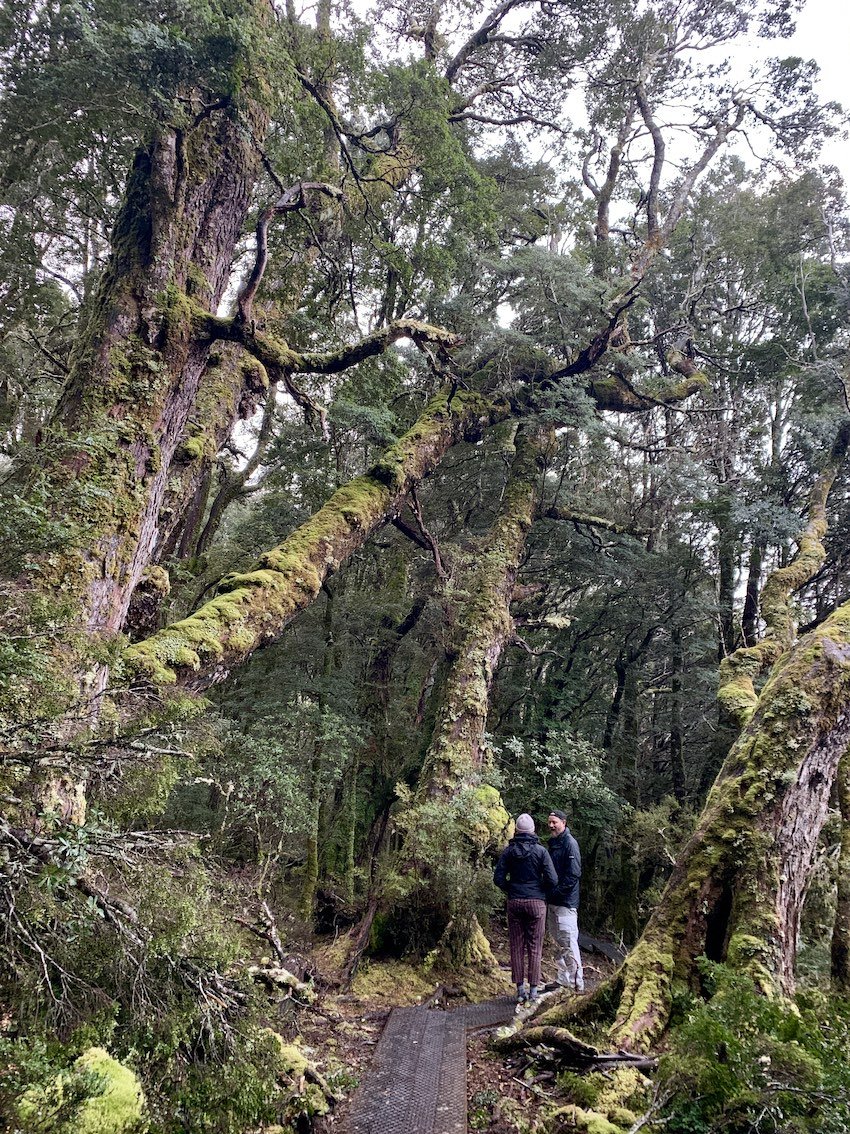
[
  {"left": 180, "top": 435, "right": 208, "bottom": 461},
  {"left": 264, "top": 1032, "right": 312, "bottom": 1079},
  {"left": 726, "top": 933, "right": 776, "bottom": 994},
  {"left": 611, "top": 938, "right": 675, "bottom": 1051},
  {"left": 465, "top": 784, "right": 511, "bottom": 848},
  {"left": 596, "top": 1066, "right": 649, "bottom": 1117},
  {"left": 139, "top": 566, "right": 170, "bottom": 596},
  {"left": 228, "top": 627, "right": 256, "bottom": 652},
  {"left": 17, "top": 1047, "right": 147, "bottom": 1134},
  {"left": 351, "top": 960, "right": 434, "bottom": 1005},
  {"left": 550, "top": 1105, "right": 626, "bottom": 1134},
  {"left": 126, "top": 386, "right": 509, "bottom": 687},
  {"left": 74, "top": 1049, "right": 147, "bottom": 1134}
]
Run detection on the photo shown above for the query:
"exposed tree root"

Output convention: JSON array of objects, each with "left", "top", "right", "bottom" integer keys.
[{"left": 494, "top": 1001, "right": 657, "bottom": 1070}]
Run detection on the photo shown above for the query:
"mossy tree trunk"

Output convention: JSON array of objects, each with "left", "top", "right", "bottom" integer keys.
[
  {"left": 831, "top": 753, "right": 850, "bottom": 993},
  {"left": 35, "top": 11, "right": 272, "bottom": 640},
  {"left": 534, "top": 422, "right": 850, "bottom": 1051},
  {"left": 613, "top": 425, "right": 850, "bottom": 1047},
  {"left": 399, "top": 425, "right": 549, "bottom": 960},
  {"left": 604, "top": 597, "right": 850, "bottom": 1050},
  {"left": 419, "top": 425, "right": 547, "bottom": 794}
]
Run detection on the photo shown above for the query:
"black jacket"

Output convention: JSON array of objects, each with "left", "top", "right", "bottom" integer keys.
[
  {"left": 493, "top": 833, "right": 558, "bottom": 901},
  {"left": 547, "top": 828, "right": 581, "bottom": 907}
]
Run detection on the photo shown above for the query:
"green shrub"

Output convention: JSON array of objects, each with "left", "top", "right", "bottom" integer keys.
[{"left": 658, "top": 964, "right": 850, "bottom": 1133}]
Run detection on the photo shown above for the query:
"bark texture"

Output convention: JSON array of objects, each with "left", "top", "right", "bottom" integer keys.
[
  {"left": 420, "top": 425, "right": 548, "bottom": 792},
  {"left": 831, "top": 754, "right": 850, "bottom": 993},
  {"left": 42, "top": 70, "right": 270, "bottom": 635},
  {"left": 397, "top": 426, "right": 549, "bottom": 961},
  {"left": 603, "top": 598, "right": 850, "bottom": 1050}
]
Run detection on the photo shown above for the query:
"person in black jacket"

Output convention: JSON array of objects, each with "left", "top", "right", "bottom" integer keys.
[
  {"left": 546, "top": 809, "right": 584, "bottom": 992},
  {"left": 494, "top": 813, "right": 558, "bottom": 1006}
]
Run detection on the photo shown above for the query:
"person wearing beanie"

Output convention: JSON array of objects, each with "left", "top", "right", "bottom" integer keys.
[
  {"left": 493, "top": 814, "right": 558, "bottom": 1008},
  {"left": 545, "top": 809, "right": 584, "bottom": 992}
]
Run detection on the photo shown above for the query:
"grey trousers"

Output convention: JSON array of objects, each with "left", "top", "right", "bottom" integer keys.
[{"left": 547, "top": 904, "right": 584, "bottom": 990}]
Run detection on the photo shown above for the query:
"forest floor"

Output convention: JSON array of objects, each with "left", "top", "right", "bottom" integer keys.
[{"left": 262, "top": 911, "right": 618, "bottom": 1134}]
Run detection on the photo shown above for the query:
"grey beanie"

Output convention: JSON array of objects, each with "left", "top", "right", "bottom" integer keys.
[{"left": 515, "top": 813, "right": 535, "bottom": 834}]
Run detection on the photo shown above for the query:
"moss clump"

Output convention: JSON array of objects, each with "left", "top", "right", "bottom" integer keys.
[
  {"left": 261, "top": 1031, "right": 335, "bottom": 1116},
  {"left": 726, "top": 932, "right": 775, "bottom": 995},
  {"left": 595, "top": 1066, "right": 649, "bottom": 1122},
  {"left": 180, "top": 435, "right": 208, "bottom": 461},
  {"left": 351, "top": 960, "right": 435, "bottom": 1005},
  {"left": 549, "top": 1105, "right": 626, "bottom": 1134},
  {"left": 610, "top": 938, "right": 675, "bottom": 1051},
  {"left": 17, "top": 1047, "right": 147, "bottom": 1134},
  {"left": 465, "top": 784, "right": 511, "bottom": 848}
]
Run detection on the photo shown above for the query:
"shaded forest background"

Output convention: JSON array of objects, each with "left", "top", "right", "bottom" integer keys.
[{"left": 1, "top": 0, "right": 850, "bottom": 1130}]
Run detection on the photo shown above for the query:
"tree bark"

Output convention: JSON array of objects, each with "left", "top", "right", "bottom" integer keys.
[
  {"left": 419, "top": 425, "right": 547, "bottom": 793},
  {"left": 397, "top": 426, "right": 548, "bottom": 960},
  {"left": 831, "top": 753, "right": 850, "bottom": 993},
  {"left": 603, "top": 597, "right": 850, "bottom": 1050},
  {"left": 37, "top": 46, "right": 271, "bottom": 637}
]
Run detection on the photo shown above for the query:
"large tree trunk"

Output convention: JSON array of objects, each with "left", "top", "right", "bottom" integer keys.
[
  {"left": 37, "top": 42, "right": 271, "bottom": 638},
  {"left": 831, "top": 753, "right": 850, "bottom": 993},
  {"left": 419, "top": 425, "right": 547, "bottom": 793},
  {"left": 398, "top": 425, "right": 548, "bottom": 962},
  {"left": 532, "top": 422, "right": 850, "bottom": 1052},
  {"left": 604, "top": 598, "right": 850, "bottom": 1050}
]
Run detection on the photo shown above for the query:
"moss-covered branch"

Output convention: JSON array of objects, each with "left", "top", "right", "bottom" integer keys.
[
  {"left": 198, "top": 310, "right": 461, "bottom": 377},
  {"left": 544, "top": 506, "right": 636, "bottom": 536},
  {"left": 195, "top": 312, "right": 462, "bottom": 434},
  {"left": 718, "top": 420, "right": 850, "bottom": 729},
  {"left": 124, "top": 386, "right": 509, "bottom": 689}
]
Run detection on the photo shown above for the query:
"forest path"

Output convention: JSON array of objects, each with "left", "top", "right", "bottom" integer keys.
[{"left": 346, "top": 997, "right": 516, "bottom": 1134}]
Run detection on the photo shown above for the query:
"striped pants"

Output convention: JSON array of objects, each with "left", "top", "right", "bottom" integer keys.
[{"left": 506, "top": 898, "right": 547, "bottom": 986}]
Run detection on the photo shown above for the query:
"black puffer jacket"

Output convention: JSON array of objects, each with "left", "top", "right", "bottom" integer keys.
[
  {"left": 493, "top": 833, "right": 558, "bottom": 901},
  {"left": 547, "top": 828, "right": 581, "bottom": 907}
]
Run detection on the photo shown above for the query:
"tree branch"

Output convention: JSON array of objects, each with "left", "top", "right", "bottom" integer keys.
[
  {"left": 544, "top": 505, "right": 635, "bottom": 535},
  {"left": 444, "top": 0, "right": 528, "bottom": 83},
  {"left": 718, "top": 418, "right": 850, "bottom": 729},
  {"left": 236, "top": 180, "right": 343, "bottom": 326}
]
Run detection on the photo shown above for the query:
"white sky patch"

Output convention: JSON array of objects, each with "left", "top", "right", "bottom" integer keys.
[{"left": 758, "top": 0, "right": 850, "bottom": 180}]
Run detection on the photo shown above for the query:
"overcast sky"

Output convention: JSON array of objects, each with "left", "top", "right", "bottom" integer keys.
[{"left": 781, "top": 0, "right": 849, "bottom": 178}]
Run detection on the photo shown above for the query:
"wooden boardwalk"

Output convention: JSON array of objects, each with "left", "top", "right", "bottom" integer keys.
[{"left": 347, "top": 998, "right": 516, "bottom": 1134}]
